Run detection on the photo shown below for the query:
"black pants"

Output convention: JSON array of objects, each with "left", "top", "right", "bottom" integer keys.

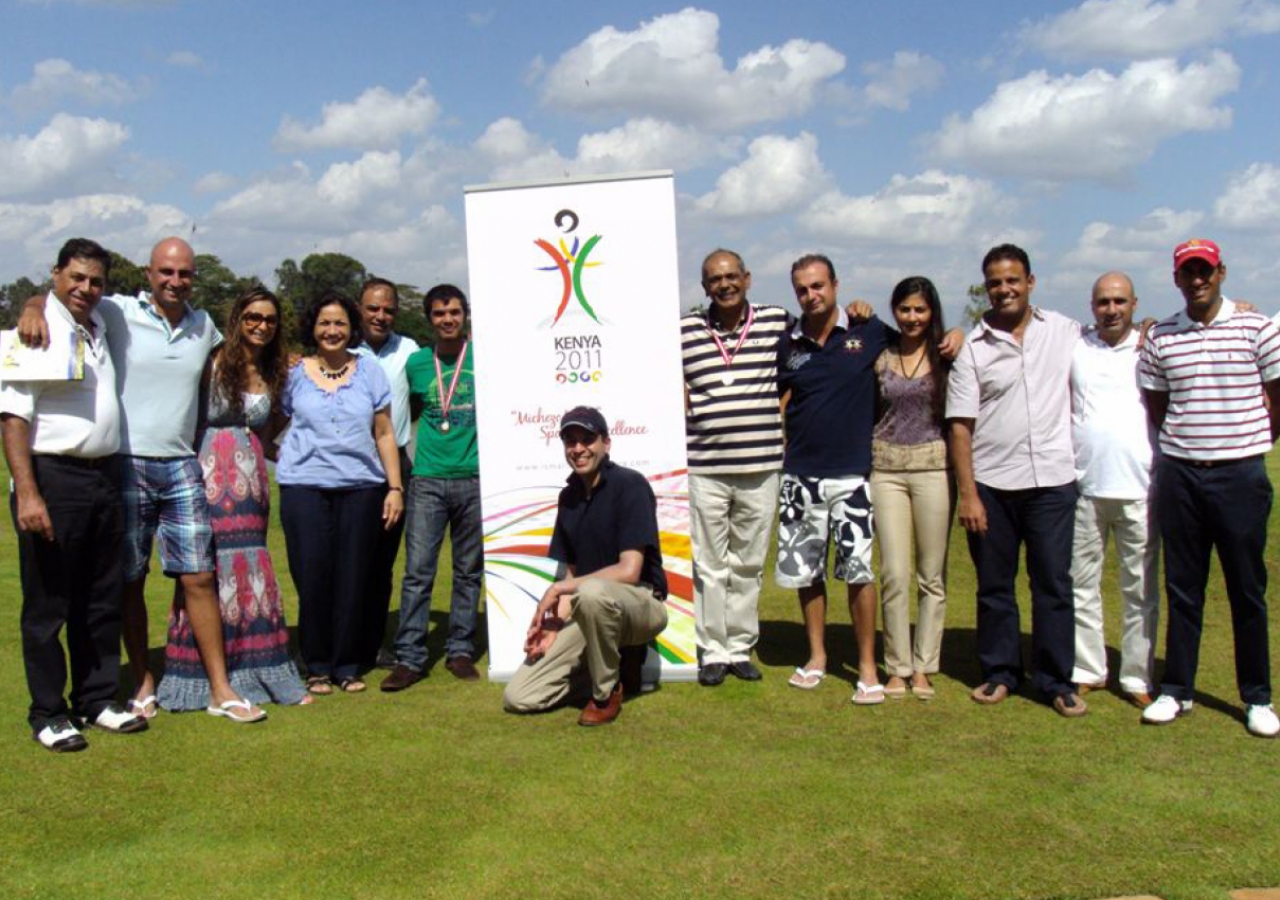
[
  {"left": 966, "top": 482, "right": 1078, "bottom": 698},
  {"left": 1158, "top": 455, "right": 1271, "bottom": 705},
  {"left": 280, "top": 484, "right": 384, "bottom": 682},
  {"left": 14, "top": 456, "right": 124, "bottom": 730},
  {"left": 358, "top": 447, "right": 409, "bottom": 671}
]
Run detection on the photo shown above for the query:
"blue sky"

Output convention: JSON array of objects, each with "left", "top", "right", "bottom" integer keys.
[{"left": 3, "top": 0, "right": 1279, "bottom": 323}]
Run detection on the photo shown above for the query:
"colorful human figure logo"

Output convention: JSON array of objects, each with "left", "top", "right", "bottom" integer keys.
[{"left": 536, "top": 209, "right": 602, "bottom": 326}]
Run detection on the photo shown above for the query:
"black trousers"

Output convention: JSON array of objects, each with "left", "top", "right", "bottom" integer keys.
[
  {"left": 966, "top": 481, "right": 1078, "bottom": 699},
  {"left": 14, "top": 456, "right": 124, "bottom": 730},
  {"left": 280, "top": 484, "right": 383, "bottom": 682},
  {"left": 358, "top": 447, "right": 409, "bottom": 671},
  {"left": 1158, "top": 455, "right": 1272, "bottom": 705}
]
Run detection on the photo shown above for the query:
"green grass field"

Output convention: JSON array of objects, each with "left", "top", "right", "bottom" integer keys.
[{"left": 1, "top": 456, "right": 1278, "bottom": 900}]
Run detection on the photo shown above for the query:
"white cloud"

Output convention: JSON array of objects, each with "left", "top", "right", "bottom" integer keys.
[
  {"left": 0, "top": 193, "right": 189, "bottom": 280},
  {"left": 0, "top": 114, "right": 131, "bottom": 199},
  {"left": 8, "top": 58, "right": 138, "bottom": 110},
  {"left": 804, "top": 169, "right": 1010, "bottom": 246},
  {"left": 929, "top": 52, "right": 1239, "bottom": 182},
  {"left": 1061, "top": 206, "right": 1204, "bottom": 271},
  {"left": 316, "top": 150, "right": 403, "bottom": 209},
  {"left": 468, "top": 10, "right": 495, "bottom": 27},
  {"left": 1022, "top": 0, "right": 1280, "bottom": 61},
  {"left": 1214, "top": 162, "right": 1280, "bottom": 229},
  {"left": 166, "top": 51, "right": 204, "bottom": 68},
  {"left": 539, "top": 8, "right": 844, "bottom": 128},
  {"left": 475, "top": 116, "right": 735, "bottom": 182},
  {"left": 861, "top": 51, "right": 944, "bottom": 111},
  {"left": 193, "top": 171, "right": 238, "bottom": 194},
  {"left": 695, "top": 132, "right": 829, "bottom": 217},
  {"left": 274, "top": 78, "right": 441, "bottom": 152}
]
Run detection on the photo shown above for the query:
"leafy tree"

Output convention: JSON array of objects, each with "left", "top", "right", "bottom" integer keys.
[
  {"left": 0, "top": 276, "right": 45, "bottom": 328},
  {"left": 393, "top": 282, "right": 434, "bottom": 348},
  {"left": 107, "top": 251, "right": 149, "bottom": 298},
  {"left": 190, "top": 253, "right": 257, "bottom": 327},
  {"left": 275, "top": 253, "right": 368, "bottom": 311},
  {"left": 962, "top": 283, "right": 988, "bottom": 327}
]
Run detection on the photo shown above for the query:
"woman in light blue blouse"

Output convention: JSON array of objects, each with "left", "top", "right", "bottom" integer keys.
[{"left": 277, "top": 291, "right": 404, "bottom": 695}]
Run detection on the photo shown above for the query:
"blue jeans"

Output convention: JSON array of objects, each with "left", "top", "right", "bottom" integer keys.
[{"left": 393, "top": 476, "right": 483, "bottom": 670}]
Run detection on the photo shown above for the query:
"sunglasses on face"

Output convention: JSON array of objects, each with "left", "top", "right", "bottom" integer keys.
[{"left": 242, "top": 312, "right": 279, "bottom": 328}]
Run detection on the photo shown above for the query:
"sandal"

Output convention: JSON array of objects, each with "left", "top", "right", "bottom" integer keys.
[
  {"left": 788, "top": 667, "right": 826, "bottom": 690},
  {"left": 127, "top": 694, "right": 159, "bottom": 719},
  {"left": 306, "top": 676, "right": 333, "bottom": 696},
  {"left": 852, "top": 681, "right": 885, "bottom": 706},
  {"left": 337, "top": 677, "right": 366, "bottom": 694}
]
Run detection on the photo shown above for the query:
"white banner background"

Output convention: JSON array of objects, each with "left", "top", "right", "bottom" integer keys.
[{"left": 464, "top": 171, "right": 694, "bottom": 682}]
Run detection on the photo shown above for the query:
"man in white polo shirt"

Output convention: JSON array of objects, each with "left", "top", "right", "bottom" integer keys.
[
  {"left": 20, "top": 237, "right": 264, "bottom": 723},
  {"left": 353, "top": 277, "right": 419, "bottom": 671},
  {"left": 1139, "top": 238, "right": 1280, "bottom": 738},
  {"left": 2, "top": 238, "right": 148, "bottom": 751},
  {"left": 1069, "top": 272, "right": 1159, "bottom": 709}
]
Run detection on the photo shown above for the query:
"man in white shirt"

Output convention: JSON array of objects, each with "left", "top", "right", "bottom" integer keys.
[
  {"left": 353, "top": 277, "right": 419, "bottom": 671},
  {"left": 1069, "top": 272, "right": 1158, "bottom": 709},
  {"left": 1, "top": 239, "right": 148, "bottom": 751}
]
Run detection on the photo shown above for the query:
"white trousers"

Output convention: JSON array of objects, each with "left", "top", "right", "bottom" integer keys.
[
  {"left": 1070, "top": 494, "right": 1160, "bottom": 693},
  {"left": 689, "top": 470, "right": 780, "bottom": 664}
]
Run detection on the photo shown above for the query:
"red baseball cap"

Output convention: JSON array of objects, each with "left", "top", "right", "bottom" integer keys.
[{"left": 1172, "top": 239, "right": 1222, "bottom": 271}]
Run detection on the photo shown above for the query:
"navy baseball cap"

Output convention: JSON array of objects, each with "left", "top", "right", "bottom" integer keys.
[{"left": 559, "top": 406, "right": 609, "bottom": 438}]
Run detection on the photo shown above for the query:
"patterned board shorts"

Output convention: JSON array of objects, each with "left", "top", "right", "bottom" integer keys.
[
  {"left": 115, "top": 455, "right": 215, "bottom": 581},
  {"left": 775, "top": 473, "right": 875, "bottom": 589}
]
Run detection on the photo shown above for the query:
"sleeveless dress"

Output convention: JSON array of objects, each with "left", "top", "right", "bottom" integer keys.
[{"left": 157, "top": 389, "right": 307, "bottom": 709}]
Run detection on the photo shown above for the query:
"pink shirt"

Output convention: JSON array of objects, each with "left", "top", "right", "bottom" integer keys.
[{"left": 947, "top": 307, "right": 1081, "bottom": 490}]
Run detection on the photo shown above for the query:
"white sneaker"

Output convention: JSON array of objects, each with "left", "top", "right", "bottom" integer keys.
[
  {"left": 90, "top": 702, "right": 149, "bottom": 734},
  {"left": 34, "top": 716, "right": 88, "bottom": 753},
  {"left": 1141, "top": 694, "right": 1192, "bottom": 725},
  {"left": 1245, "top": 703, "right": 1280, "bottom": 738}
]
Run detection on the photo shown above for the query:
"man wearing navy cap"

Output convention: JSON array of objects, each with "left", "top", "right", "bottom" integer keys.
[
  {"left": 502, "top": 406, "right": 668, "bottom": 726},
  {"left": 1139, "top": 238, "right": 1280, "bottom": 738}
]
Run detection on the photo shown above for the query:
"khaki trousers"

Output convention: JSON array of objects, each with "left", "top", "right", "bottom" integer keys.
[
  {"left": 1070, "top": 494, "right": 1159, "bottom": 693},
  {"left": 690, "top": 470, "right": 779, "bottom": 664},
  {"left": 870, "top": 468, "right": 952, "bottom": 676},
  {"left": 503, "top": 578, "right": 668, "bottom": 711}
]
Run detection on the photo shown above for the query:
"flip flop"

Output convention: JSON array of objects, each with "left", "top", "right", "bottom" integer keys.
[
  {"left": 852, "top": 681, "right": 885, "bottom": 706},
  {"left": 127, "top": 695, "right": 158, "bottom": 720},
  {"left": 206, "top": 698, "right": 267, "bottom": 724},
  {"left": 788, "top": 667, "right": 826, "bottom": 690},
  {"left": 306, "top": 676, "right": 333, "bottom": 696}
]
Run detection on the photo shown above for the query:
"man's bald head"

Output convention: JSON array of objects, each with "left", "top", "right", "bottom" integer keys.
[
  {"left": 145, "top": 236, "right": 196, "bottom": 315},
  {"left": 1090, "top": 270, "right": 1137, "bottom": 346}
]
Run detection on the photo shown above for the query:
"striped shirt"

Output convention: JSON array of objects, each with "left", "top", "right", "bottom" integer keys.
[
  {"left": 1138, "top": 297, "right": 1280, "bottom": 461},
  {"left": 681, "top": 303, "right": 791, "bottom": 474}
]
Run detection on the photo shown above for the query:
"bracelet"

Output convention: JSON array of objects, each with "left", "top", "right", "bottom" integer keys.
[{"left": 388, "top": 486, "right": 404, "bottom": 493}]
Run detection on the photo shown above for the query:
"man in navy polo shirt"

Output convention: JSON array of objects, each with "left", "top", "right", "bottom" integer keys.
[
  {"left": 776, "top": 254, "right": 887, "bottom": 705},
  {"left": 503, "top": 406, "right": 668, "bottom": 726}
]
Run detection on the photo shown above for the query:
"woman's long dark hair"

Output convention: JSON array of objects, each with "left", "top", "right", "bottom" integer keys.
[
  {"left": 889, "top": 276, "right": 948, "bottom": 423},
  {"left": 214, "top": 285, "right": 287, "bottom": 420}
]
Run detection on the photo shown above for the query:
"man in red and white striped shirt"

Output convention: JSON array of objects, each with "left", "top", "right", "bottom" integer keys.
[{"left": 1138, "top": 238, "right": 1280, "bottom": 738}]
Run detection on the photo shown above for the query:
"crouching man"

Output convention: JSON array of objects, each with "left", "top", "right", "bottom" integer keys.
[{"left": 503, "top": 406, "right": 668, "bottom": 726}]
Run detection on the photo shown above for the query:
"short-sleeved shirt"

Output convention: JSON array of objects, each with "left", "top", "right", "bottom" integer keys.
[
  {"left": 405, "top": 344, "right": 477, "bottom": 479},
  {"left": 354, "top": 332, "right": 419, "bottom": 448},
  {"left": 98, "top": 292, "right": 222, "bottom": 457},
  {"left": 1071, "top": 329, "right": 1155, "bottom": 500},
  {"left": 681, "top": 303, "right": 790, "bottom": 475},
  {"left": 1138, "top": 297, "right": 1280, "bottom": 462},
  {"left": 549, "top": 459, "right": 667, "bottom": 596},
  {"left": 947, "top": 308, "right": 1080, "bottom": 490},
  {"left": 777, "top": 316, "right": 887, "bottom": 477},
  {"left": 276, "top": 356, "right": 392, "bottom": 489},
  {"left": 0, "top": 293, "right": 119, "bottom": 458}
]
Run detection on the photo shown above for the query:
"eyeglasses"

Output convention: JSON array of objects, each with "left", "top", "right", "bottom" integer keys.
[{"left": 242, "top": 313, "right": 279, "bottom": 328}]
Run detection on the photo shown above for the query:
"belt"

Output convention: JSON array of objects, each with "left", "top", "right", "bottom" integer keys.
[
  {"left": 33, "top": 454, "right": 112, "bottom": 470},
  {"left": 1164, "top": 453, "right": 1262, "bottom": 469}
]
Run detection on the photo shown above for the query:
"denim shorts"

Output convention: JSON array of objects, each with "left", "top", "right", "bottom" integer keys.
[{"left": 115, "top": 455, "right": 215, "bottom": 581}]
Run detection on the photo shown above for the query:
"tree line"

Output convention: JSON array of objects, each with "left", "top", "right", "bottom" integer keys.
[{"left": 0, "top": 250, "right": 437, "bottom": 348}]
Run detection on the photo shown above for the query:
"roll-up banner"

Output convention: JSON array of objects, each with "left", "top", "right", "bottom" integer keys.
[{"left": 464, "top": 171, "right": 695, "bottom": 683}]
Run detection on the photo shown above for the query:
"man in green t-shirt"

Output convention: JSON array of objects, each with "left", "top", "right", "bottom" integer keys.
[{"left": 382, "top": 284, "right": 483, "bottom": 690}]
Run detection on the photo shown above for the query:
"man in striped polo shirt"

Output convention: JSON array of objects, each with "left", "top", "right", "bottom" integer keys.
[
  {"left": 681, "top": 249, "right": 791, "bottom": 686},
  {"left": 1139, "top": 238, "right": 1280, "bottom": 738}
]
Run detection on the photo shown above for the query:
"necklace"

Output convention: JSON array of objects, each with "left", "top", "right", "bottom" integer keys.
[
  {"left": 898, "top": 346, "right": 927, "bottom": 380},
  {"left": 318, "top": 360, "right": 351, "bottom": 380}
]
